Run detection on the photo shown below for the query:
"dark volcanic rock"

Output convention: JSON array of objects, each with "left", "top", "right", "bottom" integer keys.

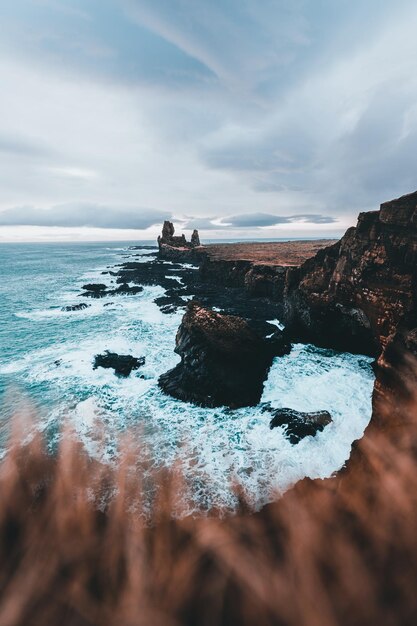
[
  {"left": 81, "top": 283, "right": 107, "bottom": 297},
  {"left": 111, "top": 283, "right": 143, "bottom": 296},
  {"left": 159, "top": 220, "right": 177, "bottom": 243},
  {"left": 157, "top": 221, "right": 202, "bottom": 261},
  {"left": 80, "top": 282, "right": 143, "bottom": 298},
  {"left": 158, "top": 302, "right": 290, "bottom": 408},
  {"left": 93, "top": 351, "right": 145, "bottom": 377},
  {"left": 268, "top": 407, "right": 332, "bottom": 444},
  {"left": 116, "top": 259, "right": 196, "bottom": 289},
  {"left": 61, "top": 303, "right": 90, "bottom": 312},
  {"left": 154, "top": 292, "right": 188, "bottom": 314},
  {"left": 191, "top": 229, "right": 200, "bottom": 247}
]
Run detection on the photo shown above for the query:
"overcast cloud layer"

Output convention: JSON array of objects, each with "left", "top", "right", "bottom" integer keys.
[{"left": 1, "top": 0, "right": 417, "bottom": 241}]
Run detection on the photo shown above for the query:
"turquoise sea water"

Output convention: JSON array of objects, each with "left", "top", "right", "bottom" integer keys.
[{"left": 0, "top": 242, "right": 375, "bottom": 512}]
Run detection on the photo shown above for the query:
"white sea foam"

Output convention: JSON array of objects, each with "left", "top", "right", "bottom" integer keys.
[
  {"left": 1, "top": 247, "right": 375, "bottom": 512},
  {"left": 15, "top": 301, "right": 105, "bottom": 320},
  {"left": 267, "top": 318, "right": 285, "bottom": 330}
]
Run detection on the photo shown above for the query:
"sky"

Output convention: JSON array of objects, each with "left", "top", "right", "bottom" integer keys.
[{"left": 1, "top": 0, "right": 417, "bottom": 242}]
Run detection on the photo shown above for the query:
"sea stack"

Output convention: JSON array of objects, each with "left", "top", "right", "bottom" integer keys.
[
  {"left": 158, "top": 302, "right": 290, "bottom": 408},
  {"left": 158, "top": 221, "right": 201, "bottom": 261}
]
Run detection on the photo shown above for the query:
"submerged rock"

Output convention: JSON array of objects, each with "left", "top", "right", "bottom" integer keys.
[
  {"left": 61, "top": 303, "right": 90, "bottom": 312},
  {"left": 159, "top": 302, "right": 290, "bottom": 408},
  {"left": 111, "top": 283, "right": 143, "bottom": 296},
  {"left": 93, "top": 351, "right": 145, "bottom": 377},
  {"left": 268, "top": 407, "right": 332, "bottom": 444}
]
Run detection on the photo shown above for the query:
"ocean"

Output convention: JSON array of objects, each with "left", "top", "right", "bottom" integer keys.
[{"left": 0, "top": 241, "right": 374, "bottom": 512}]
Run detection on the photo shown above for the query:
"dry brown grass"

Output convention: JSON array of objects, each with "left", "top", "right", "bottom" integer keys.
[{"left": 1, "top": 368, "right": 417, "bottom": 626}]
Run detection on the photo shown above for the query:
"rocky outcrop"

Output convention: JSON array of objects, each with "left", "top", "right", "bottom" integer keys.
[
  {"left": 93, "top": 351, "right": 145, "bottom": 377},
  {"left": 158, "top": 220, "right": 187, "bottom": 248},
  {"left": 157, "top": 192, "right": 417, "bottom": 434},
  {"left": 80, "top": 283, "right": 143, "bottom": 298},
  {"left": 190, "top": 194, "right": 417, "bottom": 359},
  {"left": 158, "top": 221, "right": 201, "bottom": 261},
  {"left": 61, "top": 303, "right": 90, "bottom": 312},
  {"left": 191, "top": 229, "right": 200, "bottom": 247},
  {"left": 82, "top": 283, "right": 107, "bottom": 297},
  {"left": 158, "top": 302, "right": 290, "bottom": 408},
  {"left": 284, "top": 191, "right": 417, "bottom": 356},
  {"left": 195, "top": 243, "right": 337, "bottom": 327},
  {"left": 267, "top": 407, "right": 332, "bottom": 444}
]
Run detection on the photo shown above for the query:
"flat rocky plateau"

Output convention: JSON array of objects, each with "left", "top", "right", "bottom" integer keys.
[{"left": 199, "top": 240, "right": 337, "bottom": 265}]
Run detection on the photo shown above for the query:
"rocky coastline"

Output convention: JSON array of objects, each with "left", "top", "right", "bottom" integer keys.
[
  {"left": 76, "top": 190, "right": 417, "bottom": 446},
  {"left": 156, "top": 192, "right": 417, "bottom": 439}
]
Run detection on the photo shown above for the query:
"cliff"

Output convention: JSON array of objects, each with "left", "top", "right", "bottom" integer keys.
[
  {"left": 157, "top": 192, "right": 417, "bottom": 428},
  {"left": 190, "top": 192, "right": 417, "bottom": 359},
  {"left": 198, "top": 240, "right": 335, "bottom": 316},
  {"left": 284, "top": 191, "right": 417, "bottom": 356}
]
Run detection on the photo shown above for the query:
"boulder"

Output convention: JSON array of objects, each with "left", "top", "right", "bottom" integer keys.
[
  {"left": 93, "top": 351, "right": 145, "bottom": 377},
  {"left": 268, "top": 407, "right": 332, "bottom": 444},
  {"left": 158, "top": 302, "right": 290, "bottom": 408},
  {"left": 80, "top": 283, "right": 143, "bottom": 298},
  {"left": 61, "top": 303, "right": 90, "bottom": 312},
  {"left": 111, "top": 283, "right": 143, "bottom": 296},
  {"left": 81, "top": 283, "right": 107, "bottom": 297}
]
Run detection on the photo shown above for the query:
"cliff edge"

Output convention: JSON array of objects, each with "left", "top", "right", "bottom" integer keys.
[{"left": 284, "top": 191, "right": 417, "bottom": 357}]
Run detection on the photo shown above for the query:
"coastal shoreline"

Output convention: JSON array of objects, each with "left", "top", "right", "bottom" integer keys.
[{"left": 154, "top": 190, "right": 417, "bottom": 450}]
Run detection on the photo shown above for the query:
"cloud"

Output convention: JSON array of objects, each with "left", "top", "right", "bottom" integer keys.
[
  {"left": 0, "top": 0, "right": 214, "bottom": 89},
  {"left": 1, "top": 0, "right": 417, "bottom": 241},
  {"left": 123, "top": 0, "right": 311, "bottom": 90},
  {"left": 219, "top": 213, "right": 337, "bottom": 228},
  {"left": 0, "top": 204, "right": 170, "bottom": 230},
  {"left": 0, "top": 133, "right": 53, "bottom": 158},
  {"left": 180, "top": 213, "right": 337, "bottom": 229}
]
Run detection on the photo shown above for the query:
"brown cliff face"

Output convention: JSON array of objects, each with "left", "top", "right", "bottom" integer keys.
[
  {"left": 284, "top": 191, "right": 417, "bottom": 357},
  {"left": 155, "top": 193, "right": 417, "bottom": 430},
  {"left": 197, "top": 241, "right": 334, "bottom": 316}
]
